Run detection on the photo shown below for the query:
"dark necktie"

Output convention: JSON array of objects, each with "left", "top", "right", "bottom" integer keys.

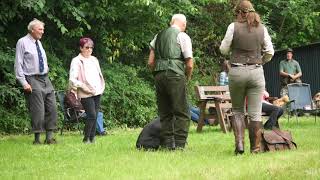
[{"left": 35, "top": 40, "right": 44, "bottom": 73}]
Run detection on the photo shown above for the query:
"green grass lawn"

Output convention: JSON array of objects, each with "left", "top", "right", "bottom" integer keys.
[{"left": 0, "top": 116, "right": 319, "bottom": 180}]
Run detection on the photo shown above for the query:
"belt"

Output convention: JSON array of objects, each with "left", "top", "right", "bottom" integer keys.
[
  {"left": 231, "top": 63, "right": 261, "bottom": 67},
  {"left": 32, "top": 74, "right": 48, "bottom": 78}
]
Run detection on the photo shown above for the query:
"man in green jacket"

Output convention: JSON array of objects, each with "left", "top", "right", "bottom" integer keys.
[
  {"left": 148, "top": 14, "right": 193, "bottom": 150},
  {"left": 279, "top": 48, "right": 302, "bottom": 96}
]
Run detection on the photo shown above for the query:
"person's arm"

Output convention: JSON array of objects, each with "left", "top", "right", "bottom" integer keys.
[
  {"left": 178, "top": 33, "right": 193, "bottom": 81},
  {"left": 147, "top": 35, "right": 157, "bottom": 71},
  {"left": 148, "top": 48, "right": 155, "bottom": 71},
  {"left": 14, "top": 39, "right": 32, "bottom": 93},
  {"left": 280, "top": 71, "right": 292, "bottom": 78},
  {"left": 261, "top": 26, "right": 274, "bottom": 63},
  {"left": 219, "top": 23, "right": 234, "bottom": 55},
  {"left": 185, "top": 58, "right": 193, "bottom": 81},
  {"left": 292, "top": 63, "right": 302, "bottom": 80},
  {"left": 69, "top": 58, "right": 85, "bottom": 88}
]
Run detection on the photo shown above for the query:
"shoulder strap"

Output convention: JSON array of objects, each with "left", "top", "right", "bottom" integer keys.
[
  {"left": 272, "top": 129, "right": 297, "bottom": 149},
  {"left": 79, "top": 59, "right": 87, "bottom": 82}
]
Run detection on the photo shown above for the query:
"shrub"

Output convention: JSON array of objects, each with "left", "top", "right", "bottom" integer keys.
[
  {"left": 0, "top": 48, "right": 29, "bottom": 133},
  {"left": 101, "top": 63, "right": 157, "bottom": 128}
]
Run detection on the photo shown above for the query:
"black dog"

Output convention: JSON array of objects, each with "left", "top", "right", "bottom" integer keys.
[{"left": 136, "top": 117, "right": 161, "bottom": 150}]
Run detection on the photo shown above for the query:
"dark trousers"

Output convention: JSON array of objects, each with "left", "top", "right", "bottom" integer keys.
[
  {"left": 262, "top": 102, "right": 283, "bottom": 129},
  {"left": 81, "top": 95, "right": 101, "bottom": 140},
  {"left": 25, "top": 75, "right": 57, "bottom": 133},
  {"left": 154, "top": 70, "right": 190, "bottom": 147}
]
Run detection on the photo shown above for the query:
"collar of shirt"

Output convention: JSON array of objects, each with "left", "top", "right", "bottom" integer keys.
[
  {"left": 27, "top": 33, "right": 37, "bottom": 43},
  {"left": 171, "top": 24, "right": 181, "bottom": 32},
  {"left": 77, "top": 53, "right": 94, "bottom": 61}
]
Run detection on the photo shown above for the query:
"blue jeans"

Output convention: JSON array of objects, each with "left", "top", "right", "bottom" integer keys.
[
  {"left": 190, "top": 106, "right": 209, "bottom": 125},
  {"left": 96, "top": 112, "right": 105, "bottom": 134}
]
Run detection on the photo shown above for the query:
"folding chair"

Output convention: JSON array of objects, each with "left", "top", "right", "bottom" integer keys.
[
  {"left": 55, "top": 91, "right": 85, "bottom": 135},
  {"left": 287, "top": 83, "right": 319, "bottom": 123}
]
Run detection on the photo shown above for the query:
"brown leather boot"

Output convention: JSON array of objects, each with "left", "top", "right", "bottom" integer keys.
[
  {"left": 248, "top": 121, "right": 264, "bottom": 153},
  {"left": 231, "top": 113, "right": 245, "bottom": 155}
]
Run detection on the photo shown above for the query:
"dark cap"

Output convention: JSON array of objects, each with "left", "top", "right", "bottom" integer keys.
[{"left": 287, "top": 48, "right": 293, "bottom": 53}]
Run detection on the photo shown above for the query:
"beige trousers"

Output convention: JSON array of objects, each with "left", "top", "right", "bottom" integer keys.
[{"left": 229, "top": 65, "right": 265, "bottom": 122}]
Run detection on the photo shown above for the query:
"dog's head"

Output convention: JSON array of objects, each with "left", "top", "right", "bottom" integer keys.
[
  {"left": 273, "top": 95, "right": 289, "bottom": 107},
  {"left": 314, "top": 92, "right": 320, "bottom": 101},
  {"left": 313, "top": 92, "right": 320, "bottom": 108},
  {"left": 281, "top": 95, "right": 290, "bottom": 103}
]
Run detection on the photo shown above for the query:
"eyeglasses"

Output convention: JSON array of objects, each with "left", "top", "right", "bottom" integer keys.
[{"left": 84, "top": 46, "right": 94, "bottom": 49}]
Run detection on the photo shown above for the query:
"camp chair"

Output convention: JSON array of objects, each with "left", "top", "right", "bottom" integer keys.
[
  {"left": 55, "top": 91, "right": 85, "bottom": 135},
  {"left": 287, "top": 83, "right": 319, "bottom": 123}
]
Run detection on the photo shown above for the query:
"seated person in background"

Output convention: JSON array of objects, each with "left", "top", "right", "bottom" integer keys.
[
  {"left": 190, "top": 106, "right": 215, "bottom": 125},
  {"left": 96, "top": 112, "right": 107, "bottom": 136},
  {"left": 262, "top": 90, "right": 284, "bottom": 130},
  {"left": 279, "top": 48, "right": 302, "bottom": 96},
  {"left": 218, "top": 60, "right": 230, "bottom": 86}
]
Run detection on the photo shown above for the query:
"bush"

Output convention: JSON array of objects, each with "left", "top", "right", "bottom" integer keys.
[
  {"left": 0, "top": 48, "right": 29, "bottom": 133},
  {"left": 0, "top": 109, "right": 30, "bottom": 134},
  {"left": 101, "top": 63, "right": 157, "bottom": 128}
]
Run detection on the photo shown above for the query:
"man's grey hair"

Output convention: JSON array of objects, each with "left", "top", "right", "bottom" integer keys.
[
  {"left": 170, "top": 14, "right": 187, "bottom": 25},
  {"left": 27, "top": 18, "right": 45, "bottom": 32}
]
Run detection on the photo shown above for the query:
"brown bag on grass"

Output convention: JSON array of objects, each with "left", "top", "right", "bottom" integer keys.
[{"left": 262, "top": 129, "right": 297, "bottom": 151}]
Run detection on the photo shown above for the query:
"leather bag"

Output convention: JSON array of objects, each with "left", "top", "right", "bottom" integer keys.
[
  {"left": 262, "top": 129, "right": 297, "bottom": 151},
  {"left": 64, "top": 90, "right": 84, "bottom": 111}
]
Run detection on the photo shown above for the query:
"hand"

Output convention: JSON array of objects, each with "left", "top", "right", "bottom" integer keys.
[
  {"left": 288, "top": 74, "right": 294, "bottom": 79},
  {"left": 23, "top": 84, "right": 32, "bottom": 93},
  {"left": 81, "top": 83, "right": 96, "bottom": 95}
]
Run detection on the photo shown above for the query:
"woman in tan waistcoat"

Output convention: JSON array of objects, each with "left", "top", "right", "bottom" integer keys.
[{"left": 220, "top": 1, "right": 274, "bottom": 154}]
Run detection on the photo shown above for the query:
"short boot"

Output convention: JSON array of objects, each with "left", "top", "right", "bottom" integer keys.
[
  {"left": 248, "top": 121, "right": 264, "bottom": 153},
  {"left": 89, "top": 136, "right": 95, "bottom": 143},
  {"left": 160, "top": 136, "right": 176, "bottom": 150},
  {"left": 175, "top": 139, "right": 187, "bottom": 150},
  {"left": 231, "top": 114, "right": 245, "bottom": 155},
  {"left": 83, "top": 137, "right": 90, "bottom": 144}
]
